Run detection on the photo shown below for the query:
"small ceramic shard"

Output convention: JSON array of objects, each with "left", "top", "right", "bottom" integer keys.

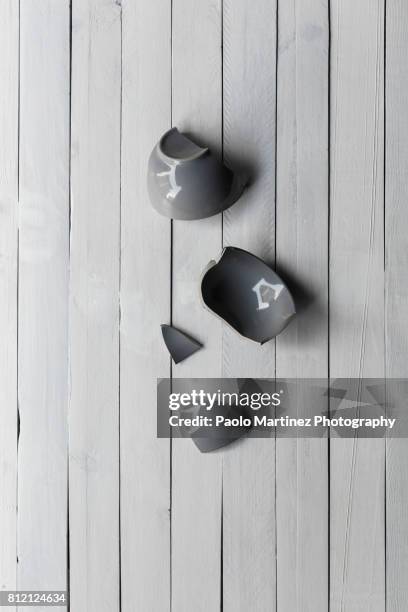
[
  {"left": 161, "top": 324, "right": 202, "bottom": 363},
  {"left": 171, "top": 378, "right": 252, "bottom": 452},
  {"left": 148, "top": 128, "right": 247, "bottom": 220},
  {"left": 191, "top": 405, "right": 252, "bottom": 453},
  {"left": 191, "top": 429, "right": 248, "bottom": 453},
  {"left": 201, "top": 246, "right": 296, "bottom": 344}
]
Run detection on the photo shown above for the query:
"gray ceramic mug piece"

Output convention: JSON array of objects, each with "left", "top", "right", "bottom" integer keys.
[
  {"left": 161, "top": 324, "right": 202, "bottom": 364},
  {"left": 181, "top": 403, "right": 251, "bottom": 453},
  {"left": 147, "top": 128, "right": 246, "bottom": 220},
  {"left": 191, "top": 406, "right": 251, "bottom": 453},
  {"left": 201, "top": 246, "right": 296, "bottom": 344}
]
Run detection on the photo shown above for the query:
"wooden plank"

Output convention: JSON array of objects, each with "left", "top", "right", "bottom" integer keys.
[
  {"left": 385, "top": 1, "right": 408, "bottom": 609},
  {"left": 330, "top": 1, "right": 385, "bottom": 610},
  {"left": 171, "top": 0, "right": 223, "bottom": 609},
  {"left": 18, "top": 0, "right": 70, "bottom": 596},
  {"left": 0, "top": 0, "right": 18, "bottom": 595},
  {"left": 221, "top": 0, "right": 277, "bottom": 609},
  {"left": 120, "top": 0, "right": 171, "bottom": 610},
  {"left": 69, "top": 1, "right": 121, "bottom": 610},
  {"left": 275, "top": 0, "right": 329, "bottom": 610}
]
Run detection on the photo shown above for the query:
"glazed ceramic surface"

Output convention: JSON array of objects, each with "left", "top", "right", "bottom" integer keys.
[
  {"left": 147, "top": 128, "right": 246, "bottom": 220},
  {"left": 201, "top": 247, "right": 296, "bottom": 343},
  {"left": 191, "top": 405, "right": 251, "bottom": 453},
  {"left": 161, "top": 324, "right": 202, "bottom": 363}
]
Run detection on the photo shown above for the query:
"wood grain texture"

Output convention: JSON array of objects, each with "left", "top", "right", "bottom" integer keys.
[
  {"left": 1, "top": 2, "right": 404, "bottom": 609},
  {"left": 275, "top": 0, "right": 329, "bottom": 610},
  {"left": 385, "top": 1, "right": 408, "bottom": 609},
  {"left": 120, "top": 0, "right": 171, "bottom": 610},
  {"left": 221, "top": 0, "right": 277, "bottom": 609},
  {"left": 18, "top": 0, "right": 70, "bottom": 600},
  {"left": 330, "top": 1, "right": 385, "bottom": 610},
  {"left": 69, "top": 1, "right": 121, "bottom": 610},
  {"left": 0, "top": 0, "right": 18, "bottom": 596},
  {"left": 171, "top": 0, "right": 223, "bottom": 610}
]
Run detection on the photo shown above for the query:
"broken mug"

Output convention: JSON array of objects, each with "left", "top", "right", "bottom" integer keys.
[
  {"left": 201, "top": 246, "right": 296, "bottom": 344},
  {"left": 148, "top": 128, "right": 246, "bottom": 220}
]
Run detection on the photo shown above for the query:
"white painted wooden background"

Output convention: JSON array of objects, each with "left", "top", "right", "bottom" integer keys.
[{"left": 0, "top": 0, "right": 406, "bottom": 610}]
